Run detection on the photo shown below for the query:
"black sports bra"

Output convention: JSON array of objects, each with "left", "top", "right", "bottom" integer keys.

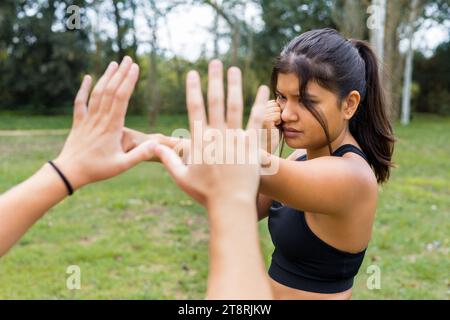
[{"left": 268, "top": 144, "right": 370, "bottom": 294}]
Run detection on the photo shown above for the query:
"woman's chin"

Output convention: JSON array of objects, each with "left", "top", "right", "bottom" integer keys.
[{"left": 284, "top": 137, "right": 305, "bottom": 149}]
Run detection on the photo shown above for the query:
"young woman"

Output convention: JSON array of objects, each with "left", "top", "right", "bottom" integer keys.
[
  {"left": 256, "top": 28, "right": 395, "bottom": 299},
  {"left": 0, "top": 58, "right": 272, "bottom": 299},
  {"left": 130, "top": 28, "right": 396, "bottom": 299}
]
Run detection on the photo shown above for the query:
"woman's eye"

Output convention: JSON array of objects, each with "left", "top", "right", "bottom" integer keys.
[{"left": 276, "top": 94, "right": 286, "bottom": 102}]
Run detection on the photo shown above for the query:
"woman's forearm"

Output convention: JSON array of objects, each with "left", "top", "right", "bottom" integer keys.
[
  {"left": 206, "top": 197, "right": 273, "bottom": 300},
  {"left": 0, "top": 163, "right": 68, "bottom": 256}
]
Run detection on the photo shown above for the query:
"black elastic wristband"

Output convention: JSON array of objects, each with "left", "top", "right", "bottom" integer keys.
[{"left": 48, "top": 160, "right": 74, "bottom": 196}]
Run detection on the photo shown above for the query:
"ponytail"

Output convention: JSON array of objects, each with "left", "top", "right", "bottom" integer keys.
[{"left": 349, "top": 39, "right": 396, "bottom": 183}]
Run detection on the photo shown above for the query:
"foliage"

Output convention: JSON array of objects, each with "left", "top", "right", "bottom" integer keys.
[{"left": 413, "top": 40, "right": 450, "bottom": 115}]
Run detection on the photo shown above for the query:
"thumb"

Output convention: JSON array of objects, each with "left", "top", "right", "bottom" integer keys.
[
  {"left": 153, "top": 145, "right": 188, "bottom": 183},
  {"left": 121, "top": 140, "right": 158, "bottom": 170}
]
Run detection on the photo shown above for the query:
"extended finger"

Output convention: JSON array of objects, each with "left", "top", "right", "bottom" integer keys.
[
  {"left": 247, "top": 85, "right": 270, "bottom": 131},
  {"left": 87, "top": 61, "right": 118, "bottom": 117},
  {"left": 226, "top": 67, "right": 243, "bottom": 129},
  {"left": 207, "top": 60, "right": 225, "bottom": 127},
  {"left": 109, "top": 63, "right": 140, "bottom": 128},
  {"left": 73, "top": 75, "right": 92, "bottom": 127},
  {"left": 186, "top": 70, "right": 207, "bottom": 137},
  {"left": 98, "top": 56, "right": 133, "bottom": 117}
]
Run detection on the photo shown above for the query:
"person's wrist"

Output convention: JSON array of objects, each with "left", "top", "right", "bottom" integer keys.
[
  {"left": 206, "top": 192, "right": 257, "bottom": 215},
  {"left": 52, "top": 157, "right": 88, "bottom": 191},
  {"left": 38, "top": 163, "right": 72, "bottom": 198},
  {"left": 207, "top": 193, "right": 258, "bottom": 233}
]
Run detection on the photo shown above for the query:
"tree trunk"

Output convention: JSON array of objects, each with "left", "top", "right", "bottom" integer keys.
[
  {"left": 213, "top": 9, "right": 220, "bottom": 57},
  {"left": 146, "top": 1, "right": 161, "bottom": 128},
  {"left": 164, "top": 14, "right": 183, "bottom": 91},
  {"left": 112, "top": 0, "right": 125, "bottom": 61},
  {"left": 148, "top": 45, "right": 160, "bottom": 128},
  {"left": 130, "top": 0, "right": 138, "bottom": 60},
  {"left": 401, "top": 0, "right": 420, "bottom": 125},
  {"left": 92, "top": 1, "right": 104, "bottom": 76},
  {"left": 332, "top": 0, "right": 369, "bottom": 39},
  {"left": 203, "top": 0, "right": 242, "bottom": 65},
  {"left": 369, "top": 0, "right": 386, "bottom": 64},
  {"left": 231, "top": 27, "right": 240, "bottom": 66},
  {"left": 383, "top": 0, "right": 409, "bottom": 121}
]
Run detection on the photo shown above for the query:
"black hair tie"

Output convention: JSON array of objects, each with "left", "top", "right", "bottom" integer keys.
[{"left": 48, "top": 160, "right": 74, "bottom": 196}]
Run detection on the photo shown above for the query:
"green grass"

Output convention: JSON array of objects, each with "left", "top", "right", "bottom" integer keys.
[
  {"left": 0, "top": 113, "right": 449, "bottom": 299},
  {"left": 0, "top": 113, "right": 188, "bottom": 132}
]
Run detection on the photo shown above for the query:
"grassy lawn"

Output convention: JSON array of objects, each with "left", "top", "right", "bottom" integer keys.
[{"left": 0, "top": 113, "right": 448, "bottom": 299}]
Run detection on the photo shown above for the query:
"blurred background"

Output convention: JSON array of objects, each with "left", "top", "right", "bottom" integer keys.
[
  {"left": 0, "top": 0, "right": 449, "bottom": 121},
  {"left": 0, "top": 0, "right": 449, "bottom": 299}
]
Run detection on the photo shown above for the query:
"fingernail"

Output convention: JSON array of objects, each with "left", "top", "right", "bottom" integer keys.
[
  {"left": 187, "top": 71, "right": 198, "bottom": 84},
  {"left": 83, "top": 75, "right": 92, "bottom": 86},
  {"left": 122, "top": 56, "right": 132, "bottom": 64},
  {"left": 130, "top": 63, "right": 139, "bottom": 75},
  {"left": 228, "top": 67, "right": 241, "bottom": 79},
  {"left": 259, "top": 85, "right": 270, "bottom": 97},
  {"left": 209, "top": 60, "right": 222, "bottom": 73},
  {"left": 107, "top": 61, "right": 117, "bottom": 72}
]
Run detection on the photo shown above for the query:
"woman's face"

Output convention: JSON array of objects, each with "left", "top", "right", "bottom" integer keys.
[{"left": 275, "top": 73, "right": 347, "bottom": 150}]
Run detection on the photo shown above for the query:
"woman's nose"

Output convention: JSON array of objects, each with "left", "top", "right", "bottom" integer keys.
[{"left": 281, "top": 101, "right": 298, "bottom": 122}]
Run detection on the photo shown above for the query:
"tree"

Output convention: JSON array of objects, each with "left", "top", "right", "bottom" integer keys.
[
  {"left": 140, "top": 0, "right": 181, "bottom": 126},
  {"left": 382, "top": 0, "right": 410, "bottom": 121},
  {"left": 401, "top": 0, "right": 420, "bottom": 125},
  {"left": 253, "top": 0, "right": 335, "bottom": 81},
  {"left": 0, "top": 0, "right": 90, "bottom": 113},
  {"left": 332, "top": 0, "right": 370, "bottom": 40},
  {"left": 201, "top": 0, "right": 248, "bottom": 66},
  {"left": 105, "top": 0, "right": 139, "bottom": 61},
  {"left": 413, "top": 39, "right": 450, "bottom": 115},
  {"left": 368, "top": 0, "right": 386, "bottom": 64},
  {"left": 383, "top": 0, "right": 449, "bottom": 121}
]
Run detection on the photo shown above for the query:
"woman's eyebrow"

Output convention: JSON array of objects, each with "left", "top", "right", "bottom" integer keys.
[
  {"left": 276, "top": 88, "right": 299, "bottom": 97},
  {"left": 308, "top": 94, "right": 319, "bottom": 100},
  {"left": 277, "top": 88, "right": 320, "bottom": 101}
]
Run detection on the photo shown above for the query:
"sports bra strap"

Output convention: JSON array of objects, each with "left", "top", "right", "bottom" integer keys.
[
  {"left": 295, "top": 144, "right": 369, "bottom": 163},
  {"left": 332, "top": 144, "right": 369, "bottom": 163}
]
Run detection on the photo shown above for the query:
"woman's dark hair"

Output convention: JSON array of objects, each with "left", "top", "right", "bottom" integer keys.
[{"left": 271, "top": 28, "right": 395, "bottom": 184}]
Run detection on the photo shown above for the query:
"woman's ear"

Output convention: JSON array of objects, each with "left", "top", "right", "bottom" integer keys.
[{"left": 342, "top": 90, "right": 361, "bottom": 120}]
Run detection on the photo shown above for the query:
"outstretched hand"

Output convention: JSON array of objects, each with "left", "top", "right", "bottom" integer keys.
[
  {"left": 53, "top": 57, "right": 156, "bottom": 191},
  {"left": 153, "top": 60, "right": 270, "bottom": 207}
]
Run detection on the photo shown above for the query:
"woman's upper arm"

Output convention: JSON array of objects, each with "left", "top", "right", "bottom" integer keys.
[
  {"left": 256, "top": 194, "right": 272, "bottom": 221},
  {"left": 260, "top": 154, "right": 377, "bottom": 216}
]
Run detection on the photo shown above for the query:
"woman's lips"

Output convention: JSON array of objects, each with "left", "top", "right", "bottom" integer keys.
[{"left": 282, "top": 126, "right": 303, "bottom": 138}]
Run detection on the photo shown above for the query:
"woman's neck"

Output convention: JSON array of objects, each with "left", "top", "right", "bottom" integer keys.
[{"left": 306, "top": 127, "right": 355, "bottom": 160}]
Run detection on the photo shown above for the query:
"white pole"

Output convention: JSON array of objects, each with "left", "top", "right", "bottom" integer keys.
[
  {"left": 401, "top": 0, "right": 419, "bottom": 126},
  {"left": 369, "top": 0, "right": 386, "bottom": 65}
]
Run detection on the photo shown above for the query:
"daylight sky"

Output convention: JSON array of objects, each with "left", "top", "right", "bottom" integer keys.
[{"left": 86, "top": 2, "right": 449, "bottom": 61}]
